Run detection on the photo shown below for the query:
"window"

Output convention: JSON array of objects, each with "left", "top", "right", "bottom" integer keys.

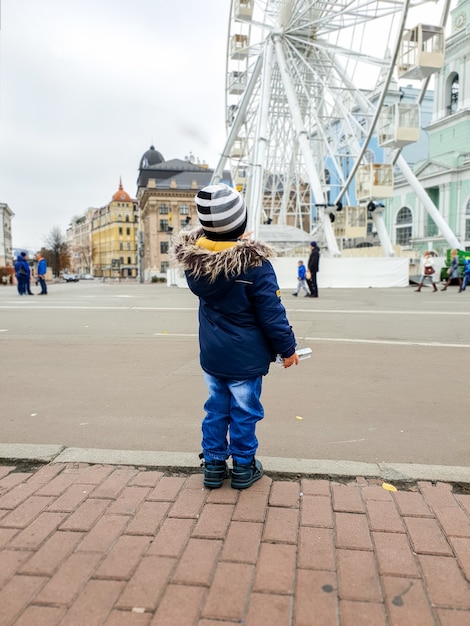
[
  {"left": 395, "top": 207, "right": 413, "bottom": 246},
  {"left": 119, "top": 243, "right": 123, "bottom": 251},
  {"left": 118, "top": 213, "right": 122, "bottom": 221},
  {"left": 180, "top": 204, "right": 189, "bottom": 215},
  {"left": 127, "top": 257, "right": 131, "bottom": 264},
  {"left": 159, "top": 204, "right": 169, "bottom": 214},
  {"left": 466, "top": 199, "right": 470, "bottom": 241},
  {"left": 160, "top": 219, "right": 169, "bottom": 232},
  {"left": 127, "top": 243, "right": 131, "bottom": 251},
  {"left": 160, "top": 241, "right": 169, "bottom": 254},
  {"left": 449, "top": 74, "right": 459, "bottom": 114},
  {"left": 126, "top": 214, "right": 130, "bottom": 222},
  {"left": 160, "top": 261, "right": 169, "bottom": 273},
  {"left": 126, "top": 228, "right": 130, "bottom": 236},
  {"left": 119, "top": 227, "right": 123, "bottom": 235}
]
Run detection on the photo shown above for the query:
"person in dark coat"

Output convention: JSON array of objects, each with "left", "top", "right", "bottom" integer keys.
[
  {"left": 14, "top": 252, "right": 33, "bottom": 295},
  {"left": 307, "top": 241, "right": 320, "bottom": 297},
  {"left": 171, "top": 183, "right": 298, "bottom": 490}
]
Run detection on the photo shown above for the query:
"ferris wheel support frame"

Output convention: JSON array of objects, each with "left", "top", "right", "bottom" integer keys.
[{"left": 273, "top": 36, "right": 341, "bottom": 256}]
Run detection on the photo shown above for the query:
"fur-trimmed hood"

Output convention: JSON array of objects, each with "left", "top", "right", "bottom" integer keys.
[{"left": 170, "top": 227, "right": 276, "bottom": 283}]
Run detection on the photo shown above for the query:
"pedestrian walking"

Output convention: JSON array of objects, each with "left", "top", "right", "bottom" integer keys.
[
  {"left": 292, "top": 260, "right": 310, "bottom": 297},
  {"left": 441, "top": 249, "right": 462, "bottom": 291},
  {"left": 415, "top": 250, "right": 438, "bottom": 292},
  {"left": 460, "top": 257, "right": 470, "bottom": 292},
  {"left": 171, "top": 183, "right": 298, "bottom": 490},
  {"left": 307, "top": 241, "right": 320, "bottom": 297}
]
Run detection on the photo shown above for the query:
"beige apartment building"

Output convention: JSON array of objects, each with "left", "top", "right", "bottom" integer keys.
[{"left": 0, "top": 202, "right": 14, "bottom": 267}]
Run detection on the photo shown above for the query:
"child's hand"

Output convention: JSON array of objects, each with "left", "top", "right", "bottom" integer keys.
[{"left": 283, "top": 353, "right": 299, "bottom": 368}]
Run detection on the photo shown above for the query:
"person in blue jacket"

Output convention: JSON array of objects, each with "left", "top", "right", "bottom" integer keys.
[
  {"left": 292, "top": 259, "right": 310, "bottom": 297},
  {"left": 460, "top": 258, "right": 470, "bottom": 292},
  {"left": 36, "top": 252, "right": 48, "bottom": 295},
  {"left": 171, "top": 183, "right": 298, "bottom": 490},
  {"left": 14, "top": 252, "right": 33, "bottom": 295}
]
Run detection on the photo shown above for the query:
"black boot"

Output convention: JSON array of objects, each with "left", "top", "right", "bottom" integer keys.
[
  {"left": 201, "top": 457, "right": 229, "bottom": 489},
  {"left": 415, "top": 283, "right": 422, "bottom": 292},
  {"left": 231, "top": 458, "right": 263, "bottom": 490},
  {"left": 433, "top": 283, "right": 438, "bottom": 292}
]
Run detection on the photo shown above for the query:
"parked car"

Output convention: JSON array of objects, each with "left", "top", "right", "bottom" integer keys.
[
  {"left": 62, "top": 273, "right": 79, "bottom": 282},
  {"left": 79, "top": 274, "right": 94, "bottom": 280}
]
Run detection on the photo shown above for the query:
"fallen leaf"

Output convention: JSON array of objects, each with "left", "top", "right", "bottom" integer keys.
[
  {"left": 295, "top": 416, "right": 304, "bottom": 420},
  {"left": 382, "top": 482, "right": 397, "bottom": 492}
]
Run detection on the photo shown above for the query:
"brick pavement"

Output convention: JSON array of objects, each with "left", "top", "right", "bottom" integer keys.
[{"left": 1, "top": 462, "right": 470, "bottom": 625}]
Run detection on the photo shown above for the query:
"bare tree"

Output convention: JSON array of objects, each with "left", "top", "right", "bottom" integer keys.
[{"left": 43, "top": 227, "right": 69, "bottom": 277}]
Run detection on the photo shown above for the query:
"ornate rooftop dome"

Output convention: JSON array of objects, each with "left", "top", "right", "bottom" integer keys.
[
  {"left": 139, "top": 145, "right": 165, "bottom": 169},
  {"left": 112, "top": 178, "right": 132, "bottom": 202}
]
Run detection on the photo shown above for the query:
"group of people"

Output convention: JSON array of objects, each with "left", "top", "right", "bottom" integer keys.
[
  {"left": 292, "top": 241, "right": 320, "bottom": 298},
  {"left": 14, "top": 252, "right": 48, "bottom": 296},
  {"left": 415, "top": 249, "right": 470, "bottom": 293}
]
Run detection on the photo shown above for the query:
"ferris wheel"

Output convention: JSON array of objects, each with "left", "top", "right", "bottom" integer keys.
[{"left": 212, "top": 0, "right": 456, "bottom": 255}]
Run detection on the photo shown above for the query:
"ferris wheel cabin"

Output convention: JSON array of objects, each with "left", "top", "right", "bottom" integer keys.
[
  {"left": 377, "top": 103, "right": 421, "bottom": 149},
  {"left": 356, "top": 163, "right": 394, "bottom": 201},
  {"left": 230, "top": 34, "right": 249, "bottom": 60},
  {"left": 234, "top": 0, "right": 254, "bottom": 22},
  {"left": 397, "top": 24, "right": 445, "bottom": 80}
]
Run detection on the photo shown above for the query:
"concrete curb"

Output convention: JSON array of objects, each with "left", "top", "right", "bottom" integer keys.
[{"left": 1, "top": 444, "right": 470, "bottom": 484}]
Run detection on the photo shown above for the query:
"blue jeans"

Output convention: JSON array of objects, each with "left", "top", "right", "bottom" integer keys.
[{"left": 202, "top": 372, "right": 264, "bottom": 465}]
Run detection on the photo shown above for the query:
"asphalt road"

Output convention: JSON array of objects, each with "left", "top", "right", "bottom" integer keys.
[{"left": 1, "top": 279, "right": 469, "bottom": 467}]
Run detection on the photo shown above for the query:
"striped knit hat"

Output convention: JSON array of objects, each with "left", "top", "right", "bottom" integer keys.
[{"left": 195, "top": 184, "right": 247, "bottom": 241}]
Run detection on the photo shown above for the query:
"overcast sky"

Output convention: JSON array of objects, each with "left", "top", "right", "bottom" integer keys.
[{"left": 0, "top": 0, "right": 230, "bottom": 250}]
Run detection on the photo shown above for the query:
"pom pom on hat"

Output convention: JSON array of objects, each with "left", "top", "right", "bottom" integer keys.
[
  {"left": 195, "top": 184, "right": 247, "bottom": 241},
  {"left": 310, "top": 241, "right": 317, "bottom": 247}
]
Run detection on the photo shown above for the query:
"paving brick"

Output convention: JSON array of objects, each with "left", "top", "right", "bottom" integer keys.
[
  {"left": 263, "top": 506, "right": 299, "bottom": 544},
  {"left": 0, "top": 482, "right": 40, "bottom": 510},
  {"left": 420, "top": 483, "right": 458, "bottom": 511},
  {"left": 129, "top": 470, "right": 164, "bottom": 487},
  {"left": 332, "top": 484, "right": 365, "bottom": 513},
  {"left": 168, "top": 488, "right": 208, "bottom": 519},
  {"left": 0, "top": 465, "right": 17, "bottom": 480},
  {"left": 253, "top": 542, "right": 296, "bottom": 594},
  {"left": 0, "top": 472, "right": 32, "bottom": 489},
  {"left": 0, "top": 527, "right": 19, "bottom": 548},
  {"left": 366, "top": 499, "right": 405, "bottom": 533},
  {"left": 432, "top": 506, "right": 470, "bottom": 538},
  {"left": 27, "top": 463, "right": 65, "bottom": 484},
  {"left": 300, "top": 495, "right": 333, "bottom": 528},
  {"left": 436, "top": 608, "right": 470, "bottom": 626},
  {"left": 245, "top": 592, "right": 292, "bottom": 626},
  {"left": 0, "top": 549, "right": 34, "bottom": 588},
  {"left": 107, "top": 486, "right": 150, "bottom": 516},
  {"left": 199, "top": 620, "right": 240, "bottom": 626},
  {"left": 147, "top": 517, "right": 194, "bottom": 557},
  {"left": 73, "top": 464, "right": 115, "bottom": 485},
  {"left": 91, "top": 468, "right": 138, "bottom": 499},
  {"left": 418, "top": 554, "right": 470, "bottom": 608},
  {"left": 335, "top": 512, "right": 372, "bottom": 550},
  {"left": 151, "top": 583, "right": 205, "bottom": 626},
  {"left": 372, "top": 531, "right": 420, "bottom": 578},
  {"left": 8, "top": 511, "right": 67, "bottom": 550},
  {"left": 269, "top": 481, "right": 300, "bottom": 508},
  {"left": 76, "top": 514, "right": 129, "bottom": 552},
  {"left": 59, "top": 578, "right": 124, "bottom": 626},
  {"left": 206, "top": 485, "right": 239, "bottom": 504},
  {"left": 117, "top": 555, "right": 175, "bottom": 611},
  {"left": 95, "top": 535, "right": 151, "bottom": 580},
  {"left": 404, "top": 516, "right": 453, "bottom": 556},
  {"left": 336, "top": 549, "right": 382, "bottom": 602},
  {"left": 59, "top": 498, "right": 111, "bottom": 531},
  {"left": 361, "top": 485, "right": 394, "bottom": 502},
  {"left": 232, "top": 490, "right": 269, "bottom": 523},
  {"left": 35, "top": 472, "right": 78, "bottom": 497},
  {"left": 35, "top": 552, "right": 103, "bottom": 605},
  {"left": 393, "top": 491, "right": 432, "bottom": 517},
  {"left": 125, "top": 501, "right": 170, "bottom": 536},
  {"left": 300, "top": 478, "right": 331, "bottom": 496},
  {"left": 172, "top": 538, "right": 222, "bottom": 585},
  {"left": 0, "top": 495, "right": 54, "bottom": 528},
  {"left": 340, "top": 600, "right": 387, "bottom": 626},
  {"left": 104, "top": 609, "right": 151, "bottom": 625},
  {"left": 457, "top": 494, "right": 470, "bottom": 517},
  {"left": 295, "top": 569, "right": 338, "bottom": 626},
  {"left": 185, "top": 473, "right": 206, "bottom": 489},
  {"left": 13, "top": 605, "right": 65, "bottom": 626},
  {"left": 147, "top": 476, "right": 186, "bottom": 501},
  {"left": 202, "top": 562, "right": 254, "bottom": 621},
  {"left": 0, "top": 574, "right": 47, "bottom": 625},
  {"left": 220, "top": 521, "right": 263, "bottom": 564},
  {"left": 18, "top": 530, "right": 84, "bottom": 575},
  {"left": 47, "top": 484, "right": 94, "bottom": 512},
  {"left": 192, "top": 503, "right": 234, "bottom": 540},
  {"left": 449, "top": 536, "right": 470, "bottom": 581},
  {"left": 382, "top": 576, "right": 437, "bottom": 626},
  {"left": 298, "top": 526, "right": 335, "bottom": 571}
]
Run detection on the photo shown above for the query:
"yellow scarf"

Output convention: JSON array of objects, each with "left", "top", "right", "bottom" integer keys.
[{"left": 195, "top": 237, "right": 238, "bottom": 252}]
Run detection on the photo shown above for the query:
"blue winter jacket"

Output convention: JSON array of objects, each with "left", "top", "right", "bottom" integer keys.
[
  {"left": 14, "top": 255, "right": 30, "bottom": 277},
  {"left": 171, "top": 229, "right": 297, "bottom": 379},
  {"left": 298, "top": 263, "right": 307, "bottom": 280},
  {"left": 37, "top": 258, "right": 47, "bottom": 275}
]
